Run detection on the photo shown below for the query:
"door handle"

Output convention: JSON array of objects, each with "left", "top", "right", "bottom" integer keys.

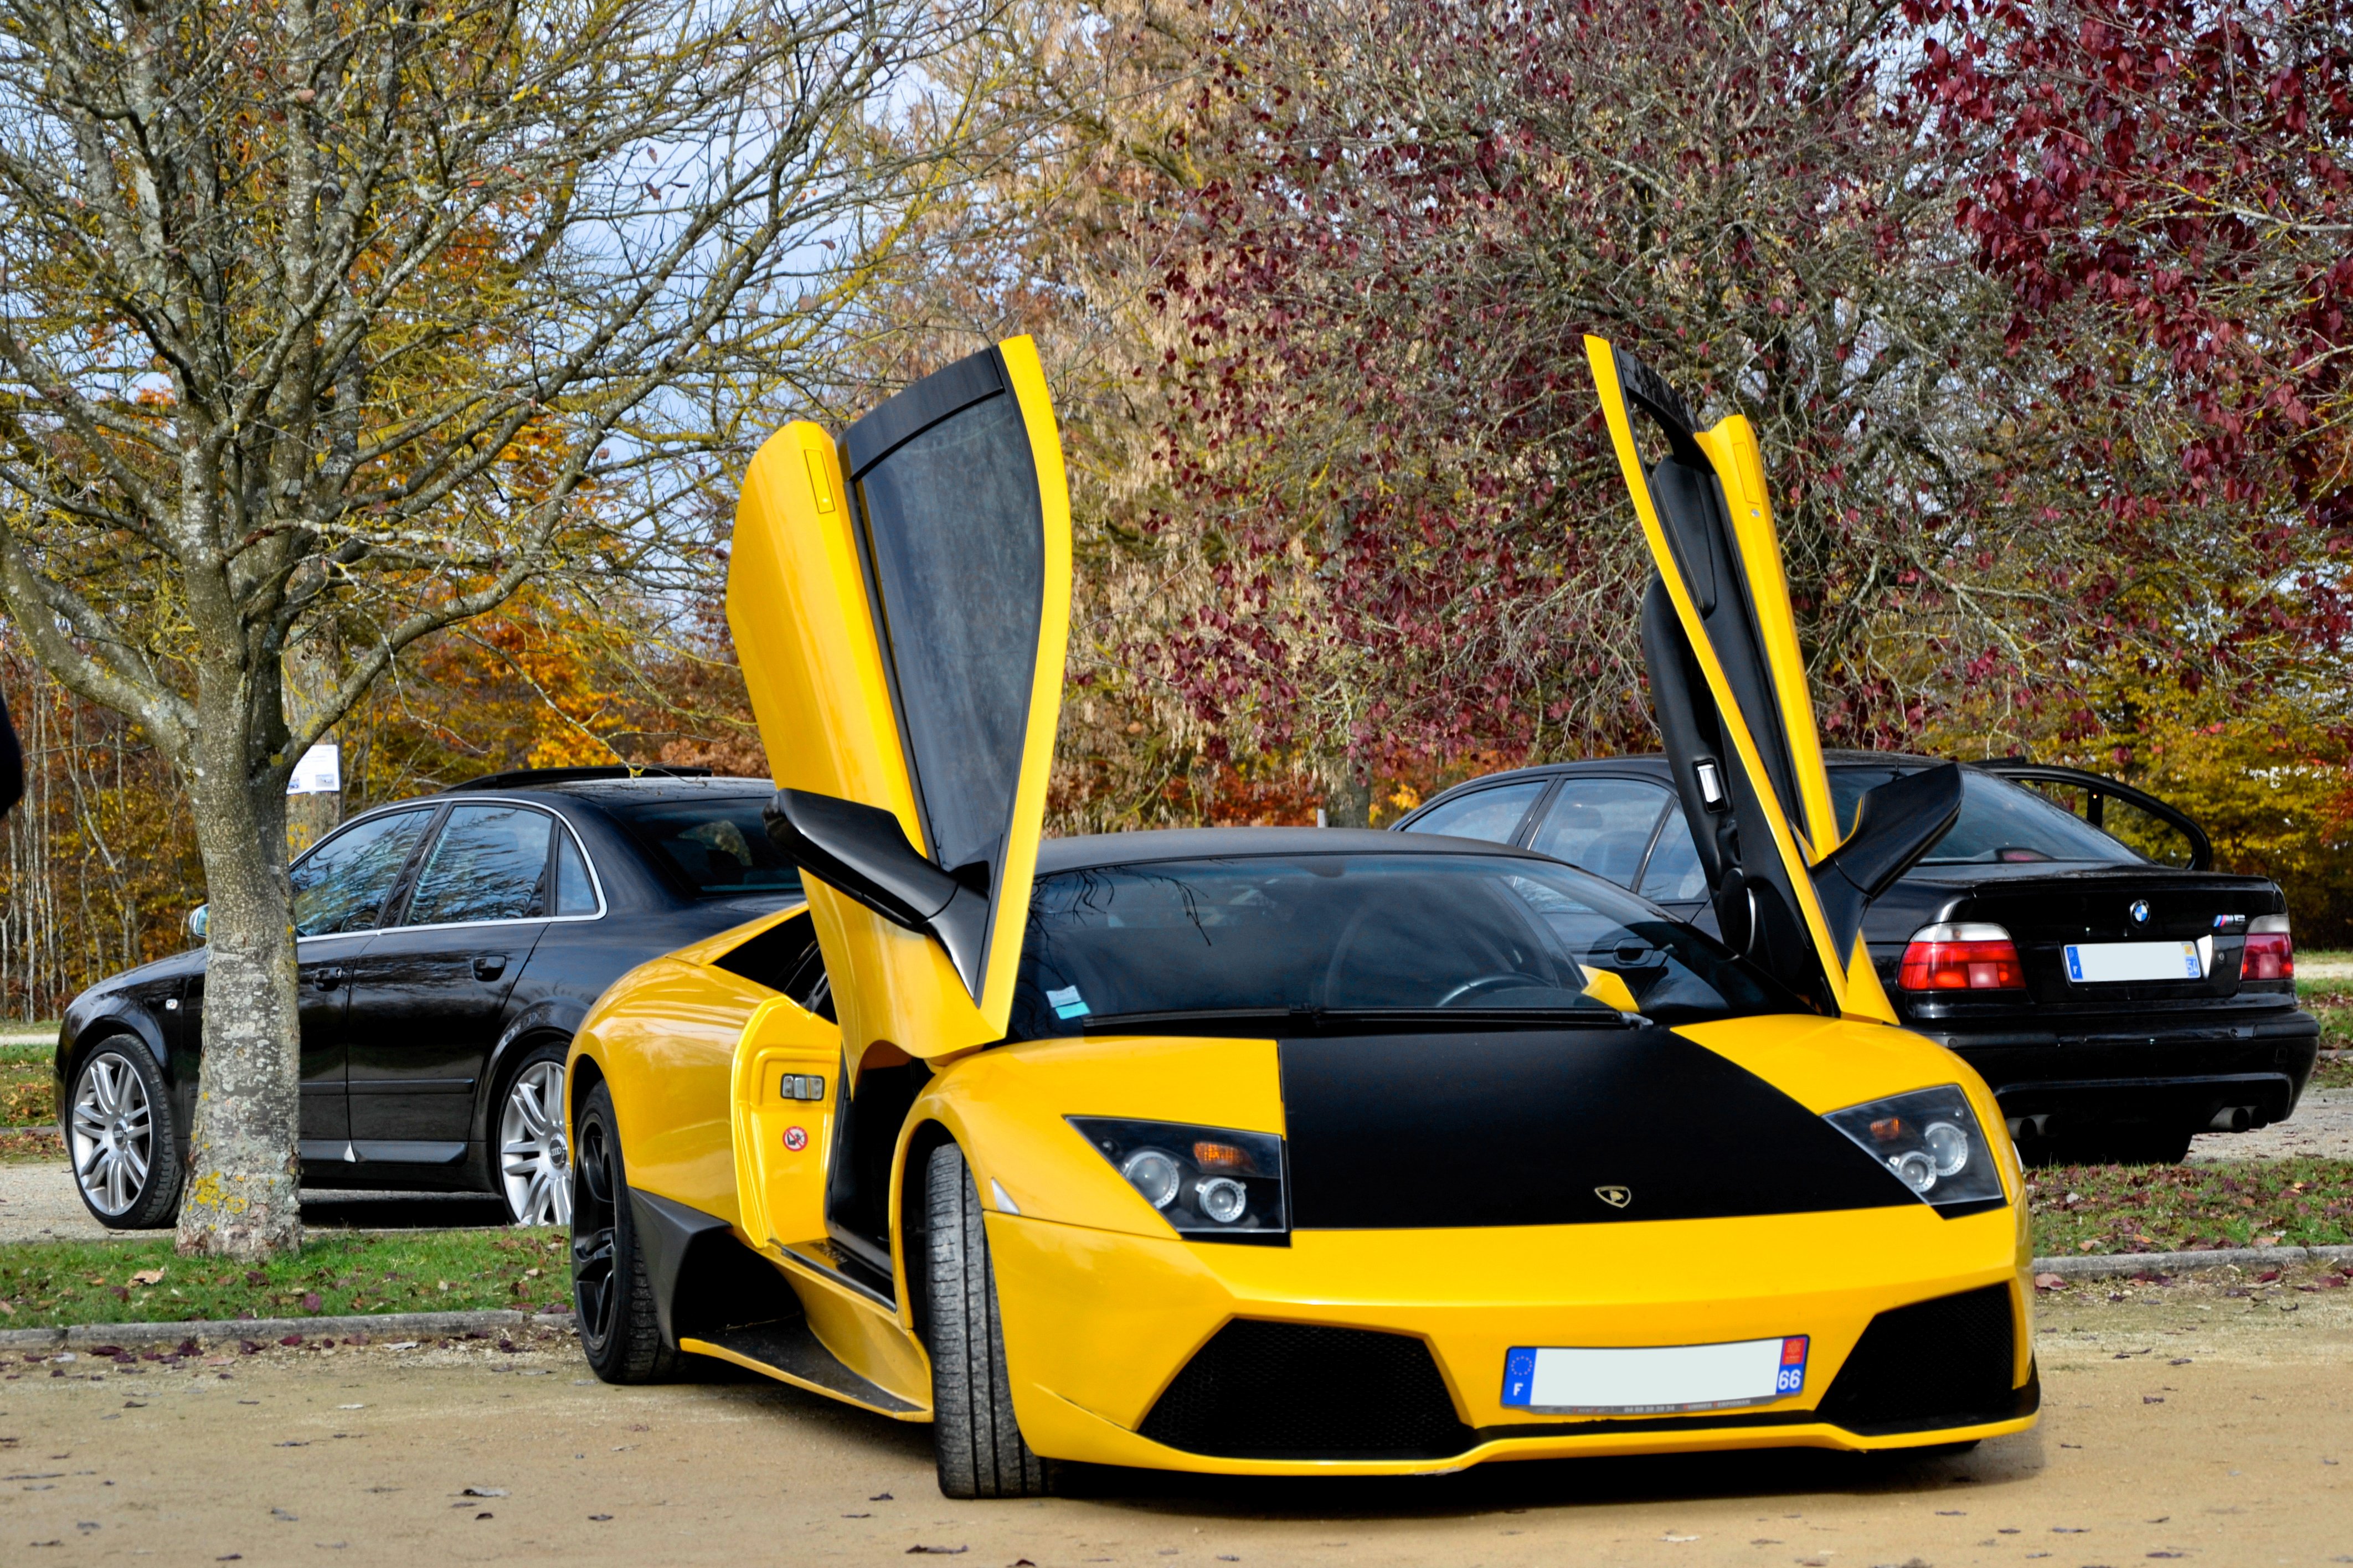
[
  {"left": 312, "top": 966, "right": 345, "bottom": 988},
  {"left": 472, "top": 954, "right": 507, "bottom": 981}
]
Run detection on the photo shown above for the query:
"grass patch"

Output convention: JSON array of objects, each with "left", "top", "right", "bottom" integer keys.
[
  {"left": 2294, "top": 982, "right": 2353, "bottom": 1087},
  {"left": 0, "top": 1128, "right": 63, "bottom": 1165},
  {"left": 1, "top": 1051, "right": 54, "bottom": 1128},
  {"left": 0, "top": 1228, "right": 571, "bottom": 1328},
  {"left": 2026, "top": 1157, "right": 2353, "bottom": 1255}
]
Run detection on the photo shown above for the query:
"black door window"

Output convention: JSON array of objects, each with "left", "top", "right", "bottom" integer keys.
[
  {"left": 1638, "top": 815, "right": 1710, "bottom": 902},
  {"left": 401, "top": 804, "right": 555, "bottom": 926},
  {"left": 1526, "top": 780, "right": 1674, "bottom": 888},
  {"left": 552, "top": 826, "right": 601, "bottom": 915},
  {"left": 1401, "top": 780, "right": 1548, "bottom": 844},
  {"left": 291, "top": 810, "right": 433, "bottom": 936}
]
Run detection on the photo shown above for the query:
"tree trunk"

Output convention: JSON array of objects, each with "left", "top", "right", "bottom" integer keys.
[
  {"left": 174, "top": 718, "right": 302, "bottom": 1260},
  {"left": 1323, "top": 765, "right": 1374, "bottom": 828}
]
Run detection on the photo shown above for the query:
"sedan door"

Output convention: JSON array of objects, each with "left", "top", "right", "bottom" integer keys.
[
  {"left": 339, "top": 801, "right": 555, "bottom": 1165},
  {"left": 187, "top": 807, "right": 435, "bottom": 1165}
]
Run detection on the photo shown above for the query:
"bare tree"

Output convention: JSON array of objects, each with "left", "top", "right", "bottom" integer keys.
[{"left": 0, "top": 0, "right": 995, "bottom": 1257}]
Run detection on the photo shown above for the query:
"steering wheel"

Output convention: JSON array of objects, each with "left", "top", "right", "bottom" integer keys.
[{"left": 1434, "top": 972, "right": 1556, "bottom": 1008}]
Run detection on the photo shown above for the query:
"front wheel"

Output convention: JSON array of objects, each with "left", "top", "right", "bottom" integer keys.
[
  {"left": 68, "top": 1039, "right": 182, "bottom": 1229},
  {"left": 924, "top": 1141, "right": 1054, "bottom": 1498},
  {"left": 571, "top": 1080, "right": 678, "bottom": 1384}
]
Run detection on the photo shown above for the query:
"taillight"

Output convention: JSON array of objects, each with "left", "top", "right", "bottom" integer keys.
[
  {"left": 1898, "top": 922, "right": 2026, "bottom": 992},
  {"left": 2242, "top": 914, "right": 2293, "bottom": 981}
]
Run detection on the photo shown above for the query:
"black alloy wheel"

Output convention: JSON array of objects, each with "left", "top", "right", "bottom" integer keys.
[
  {"left": 924, "top": 1141, "right": 1055, "bottom": 1498},
  {"left": 571, "top": 1080, "right": 677, "bottom": 1383}
]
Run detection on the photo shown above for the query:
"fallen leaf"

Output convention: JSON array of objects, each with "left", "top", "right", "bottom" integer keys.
[
  {"left": 906, "top": 1549, "right": 970, "bottom": 1557},
  {"left": 2032, "top": 1272, "right": 2067, "bottom": 1291},
  {"left": 128, "top": 1268, "right": 164, "bottom": 1287},
  {"left": 461, "top": 1487, "right": 508, "bottom": 1498},
  {"left": 588, "top": 1515, "right": 612, "bottom": 1522}
]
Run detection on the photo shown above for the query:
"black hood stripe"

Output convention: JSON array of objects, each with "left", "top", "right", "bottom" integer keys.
[{"left": 1278, "top": 1026, "right": 1915, "bottom": 1229}]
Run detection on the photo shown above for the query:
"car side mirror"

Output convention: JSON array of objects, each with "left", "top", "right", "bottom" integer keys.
[
  {"left": 761, "top": 790, "right": 987, "bottom": 992},
  {"left": 187, "top": 905, "right": 209, "bottom": 943},
  {"left": 1809, "top": 763, "right": 1964, "bottom": 957}
]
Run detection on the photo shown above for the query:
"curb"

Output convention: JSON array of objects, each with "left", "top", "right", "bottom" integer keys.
[
  {"left": 0, "top": 1307, "right": 574, "bottom": 1351},
  {"left": 2030, "top": 1243, "right": 2353, "bottom": 1280}
]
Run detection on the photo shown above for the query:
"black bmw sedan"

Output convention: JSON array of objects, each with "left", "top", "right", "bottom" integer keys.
[
  {"left": 56, "top": 767, "right": 800, "bottom": 1229},
  {"left": 1397, "top": 752, "right": 2321, "bottom": 1164}
]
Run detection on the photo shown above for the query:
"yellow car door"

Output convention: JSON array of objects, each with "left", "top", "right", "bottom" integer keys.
[
  {"left": 1584, "top": 336, "right": 1959, "bottom": 1022},
  {"left": 727, "top": 337, "right": 1070, "bottom": 1068}
]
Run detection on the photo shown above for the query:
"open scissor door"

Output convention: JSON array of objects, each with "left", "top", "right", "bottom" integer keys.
[
  {"left": 728, "top": 337, "right": 1070, "bottom": 1064},
  {"left": 1585, "top": 336, "right": 1958, "bottom": 1020}
]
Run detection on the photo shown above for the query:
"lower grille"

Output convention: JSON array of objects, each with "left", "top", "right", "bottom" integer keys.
[
  {"left": 1140, "top": 1320, "right": 1474, "bottom": 1459},
  {"left": 1816, "top": 1283, "right": 2019, "bottom": 1435}
]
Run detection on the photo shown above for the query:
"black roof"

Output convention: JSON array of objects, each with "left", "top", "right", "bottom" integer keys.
[
  {"left": 1034, "top": 826, "right": 1554, "bottom": 876},
  {"left": 449, "top": 765, "right": 719, "bottom": 791},
  {"left": 1448, "top": 749, "right": 1947, "bottom": 780}
]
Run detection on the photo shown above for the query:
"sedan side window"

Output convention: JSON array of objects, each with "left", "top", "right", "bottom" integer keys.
[
  {"left": 1638, "top": 814, "right": 1709, "bottom": 902},
  {"left": 290, "top": 810, "right": 433, "bottom": 937},
  {"left": 1401, "top": 780, "right": 1547, "bottom": 844},
  {"left": 401, "top": 804, "right": 555, "bottom": 926},
  {"left": 552, "top": 827, "right": 601, "bottom": 915},
  {"left": 1526, "top": 780, "right": 1671, "bottom": 888}
]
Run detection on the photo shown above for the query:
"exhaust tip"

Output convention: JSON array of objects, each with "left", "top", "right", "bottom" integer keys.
[{"left": 2206, "top": 1105, "right": 2256, "bottom": 1133}]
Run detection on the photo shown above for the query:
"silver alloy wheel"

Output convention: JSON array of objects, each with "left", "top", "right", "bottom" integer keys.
[
  {"left": 70, "top": 1050, "right": 153, "bottom": 1220},
  {"left": 500, "top": 1058, "right": 571, "bottom": 1225}
]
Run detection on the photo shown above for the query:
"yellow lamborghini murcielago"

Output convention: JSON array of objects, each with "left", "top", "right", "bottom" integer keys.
[{"left": 565, "top": 334, "right": 2037, "bottom": 1496}]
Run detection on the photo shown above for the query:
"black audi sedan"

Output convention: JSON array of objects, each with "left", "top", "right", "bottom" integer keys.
[
  {"left": 1397, "top": 753, "right": 2320, "bottom": 1164},
  {"left": 56, "top": 767, "right": 800, "bottom": 1230}
]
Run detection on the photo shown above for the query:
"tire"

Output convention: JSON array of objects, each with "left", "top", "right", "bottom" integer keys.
[
  {"left": 66, "top": 1037, "right": 182, "bottom": 1229},
  {"left": 494, "top": 1042, "right": 571, "bottom": 1226},
  {"left": 924, "top": 1141, "right": 1054, "bottom": 1498},
  {"left": 571, "top": 1079, "right": 679, "bottom": 1384}
]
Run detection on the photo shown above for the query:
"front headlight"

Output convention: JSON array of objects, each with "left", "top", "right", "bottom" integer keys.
[
  {"left": 1823, "top": 1086, "right": 2007, "bottom": 1214},
  {"left": 1068, "top": 1117, "right": 1287, "bottom": 1243}
]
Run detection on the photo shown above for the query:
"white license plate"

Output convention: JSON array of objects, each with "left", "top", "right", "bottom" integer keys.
[
  {"left": 1499, "top": 1335, "right": 1810, "bottom": 1415},
  {"left": 2064, "top": 940, "right": 2203, "bottom": 984}
]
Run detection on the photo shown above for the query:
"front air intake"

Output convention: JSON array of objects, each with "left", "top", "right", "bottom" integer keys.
[
  {"left": 1816, "top": 1283, "right": 2025, "bottom": 1434},
  {"left": 1139, "top": 1320, "right": 1474, "bottom": 1460}
]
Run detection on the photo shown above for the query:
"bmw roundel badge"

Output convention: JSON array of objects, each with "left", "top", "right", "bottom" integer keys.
[{"left": 2129, "top": 899, "right": 2151, "bottom": 926}]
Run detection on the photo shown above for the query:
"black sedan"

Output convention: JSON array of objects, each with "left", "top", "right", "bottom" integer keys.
[
  {"left": 1397, "top": 752, "right": 2320, "bottom": 1163},
  {"left": 56, "top": 767, "right": 800, "bottom": 1229}
]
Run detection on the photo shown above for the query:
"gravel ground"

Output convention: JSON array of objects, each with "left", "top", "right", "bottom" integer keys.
[
  {"left": 2189, "top": 1086, "right": 2353, "bottom": 1163},
  {"left": 0, "top": 1167, "right": 509, "bottom": 1244},
  {"left": 0, "top": 1281, "right": 2347, "bottom": 1567}
]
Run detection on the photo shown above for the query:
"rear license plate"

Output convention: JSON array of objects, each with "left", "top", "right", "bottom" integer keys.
[
  {"left": 1499, "top": 1335, "right": 1809, "bottom": 1415},
  {"left": 2064, "top": 940, "right": 2202, "bottom": 984}
]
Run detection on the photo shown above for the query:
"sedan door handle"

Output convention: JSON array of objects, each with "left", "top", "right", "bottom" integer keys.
[
  {"left": 312, "top": 966, "right": 345, "bottom": 988},
  {"left": 472, "top": 955, "right": 507, "bottom": 981}
]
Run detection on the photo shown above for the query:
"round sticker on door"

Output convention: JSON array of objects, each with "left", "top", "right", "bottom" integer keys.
[{"left": 782, "top": 1126, "right": 808, "bottom": 1152}]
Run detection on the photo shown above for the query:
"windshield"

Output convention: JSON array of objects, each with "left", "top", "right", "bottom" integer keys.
[
  {"left": 1830, "top": 768, "right": 2140, "bottom": 866},
  {"left": 610, "top": 795, "right": 804, "bottom": 896},
  {"left": 1007, "top": 852, "right": 1802, "bottom": 1040}
]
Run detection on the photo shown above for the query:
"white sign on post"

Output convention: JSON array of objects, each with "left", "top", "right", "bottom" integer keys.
[{"left": 287, "top": 742, "right": 342, "bottom": 796}]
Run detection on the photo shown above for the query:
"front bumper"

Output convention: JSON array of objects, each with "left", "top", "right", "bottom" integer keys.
[
  {"left": 1915, "top": 1009, "right": 2320, "bottom": 1131},
  {"left": 986, "top": 1203, "right": 2036, "bottom": 1474}
]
